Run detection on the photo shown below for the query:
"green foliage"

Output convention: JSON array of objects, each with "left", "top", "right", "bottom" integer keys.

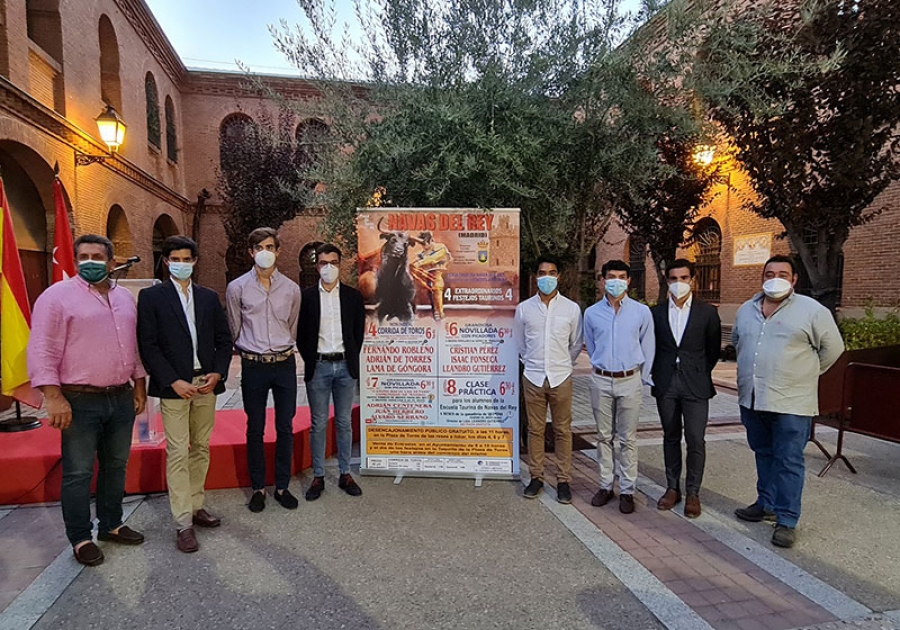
[
  {"left": 839, "top": 307, "right": 900, "bottom": 351},
  {"left": 690, "top": 0, "right": 900, "bottom": 312},
  {"left": 268, "top": 0, "right": 680, "bottom": 278},
  {"left": 216, "top": 109, "right": 313, "bottom": 281}
]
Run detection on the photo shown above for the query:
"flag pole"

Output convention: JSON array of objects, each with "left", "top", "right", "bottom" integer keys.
[{"left": 0, "top": 401, "right": 42, "bottom": 433}]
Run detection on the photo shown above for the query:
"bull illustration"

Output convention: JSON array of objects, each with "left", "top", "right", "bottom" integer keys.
[{"left": 375, "top": 218, "right": 421, "bottom": 322}]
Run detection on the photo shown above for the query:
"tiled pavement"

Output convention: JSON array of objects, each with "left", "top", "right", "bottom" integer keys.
[{"left": 543, "top": 452, "right": 837, "bottom": 630}]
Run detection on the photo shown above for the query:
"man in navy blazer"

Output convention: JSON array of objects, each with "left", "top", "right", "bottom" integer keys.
[
  {"left": 297, "top": 243, "right": 366, "bottom": 501},
  {"left": 137, "top": 236, "right": 232, "bottom": 553},
  {"left": 650, "top": 258, "right": 721, "bottom": 518}
]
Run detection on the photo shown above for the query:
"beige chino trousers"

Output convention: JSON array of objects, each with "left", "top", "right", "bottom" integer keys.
[
  {"left": 523, "top": 376, "right": 574, "bottom": 483},
  {"left": 159, "top": 376, "right": 217, "bottom": 529}
]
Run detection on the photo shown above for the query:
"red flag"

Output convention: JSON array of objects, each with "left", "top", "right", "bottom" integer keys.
[
  {"left": 0, "top": 177, "right": 42, "bottom": 407},
  {"left": 52, "top": 178, "right": 76, "bottom": 283}
]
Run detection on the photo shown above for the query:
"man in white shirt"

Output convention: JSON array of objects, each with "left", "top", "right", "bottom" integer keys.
[
  {"left": 138, "top": 236, "right": 233, "bottom": 553},
  {"left": 649, "top": 259, "right": 721, "bottom": 519},
  {"left": 513, "top": 257, "right": 584, "bottom": 504},
  {"left": 297, "top": 244, "right": 366, "bottom": 501}
]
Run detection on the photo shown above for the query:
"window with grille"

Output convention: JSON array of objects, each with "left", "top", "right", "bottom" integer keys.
[
  {"left": 792, "top": 228, "right": 843, "bottom": 306},
  {"left": 693, "top": 219, "right": 722, "bottom": 303},
  {"left": 628, "top": 236, "right": 646, "bottom": 300},
  {"left": 145, "top": 72, "right": 160, "bottom": 148}
]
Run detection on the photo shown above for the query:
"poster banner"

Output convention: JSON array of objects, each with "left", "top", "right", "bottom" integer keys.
[{"left": 356, "top": 208, "right": 520, "bottom": 479}]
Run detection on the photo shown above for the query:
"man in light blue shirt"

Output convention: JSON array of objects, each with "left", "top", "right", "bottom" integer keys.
[
  {"left": 583, "top": 259, "right": 655, "bottom": 514},
  {"left": 732, "top": 255, "right": 844, "bottom": 549}
]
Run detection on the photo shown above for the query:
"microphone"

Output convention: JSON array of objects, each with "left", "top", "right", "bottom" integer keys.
[{"left": 112, "top": 255, "right": 142, "bottom": 273}]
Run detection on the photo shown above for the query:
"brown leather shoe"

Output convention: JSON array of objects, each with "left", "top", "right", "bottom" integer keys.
[
  {"left": 73, "top": 541, "right": 104, "bottom": 567},
  {"left": 657, "top": 488, "right": 682, "bottom": 511},
  {"left": 97, "top": 525, "right": 145, "bottom": 545},
  {"left": 684, "top": 494, "right": 702, "bottom": 519},
  {"left": 177, "top": 527, "right": 199, "bottom": 553},
  {"left": 619, "top": 494, "right": 635, "bottom": 514},
  {"left": 591, "top": 488, "right": 615, "bottom": 507},
  {"left": 192, "top": 509, "right": 221, "bottom": 528}
]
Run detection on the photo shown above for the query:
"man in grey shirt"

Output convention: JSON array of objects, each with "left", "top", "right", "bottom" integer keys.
[
  {"left": 732, "top": 255, "right": 844, "bottom": 548},
  {"left": 226, "top": 227, "right": 302, "bottom": 513}
]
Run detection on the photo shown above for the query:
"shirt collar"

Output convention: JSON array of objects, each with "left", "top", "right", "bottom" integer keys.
[
  {"left": 319, "top": 280, "right": 340, "bottom": 294},
  {"left": 171, "top": 278, "right": 193, "bottom": 294},
  {"left": 603, "top": 294, "right": 628, "bottom": 309},
  {"left": 74, "top": 274, "right": 115, "bottom": 292},
  {"left": 669, "top": 293, "right": 693, "bottom": 311}
]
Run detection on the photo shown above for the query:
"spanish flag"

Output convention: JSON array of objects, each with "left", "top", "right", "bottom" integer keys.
[{"left": 0, "top": 177, "right": 42, "bottom": 407}]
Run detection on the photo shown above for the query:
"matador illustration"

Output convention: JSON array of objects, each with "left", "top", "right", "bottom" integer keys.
[{"left": 410, "top": 231, "right": 452, "bottom": 320}]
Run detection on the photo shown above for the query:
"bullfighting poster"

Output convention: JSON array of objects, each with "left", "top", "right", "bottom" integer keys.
[{"left": 356, "top": 208, "right": 520, "bottom": 479}]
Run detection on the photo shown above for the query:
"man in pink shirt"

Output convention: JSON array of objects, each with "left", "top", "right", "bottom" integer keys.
[{"left": 28, "top": 234, "right": 147, "bottom": 567}]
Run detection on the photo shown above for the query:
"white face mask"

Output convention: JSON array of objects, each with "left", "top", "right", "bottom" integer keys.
[
  {"left": 669, "top": 281, "right": 691, "bottom": 300},
  {"left": 605, "top": 278, "right": 628, "bottom": 299},
  {"left": 762, "top": 277, "right": 792, "bottom": 300},
  {"left": 254, "top": 250, "right": 276, "bottom": 269},
  {"left": 319, "top": 263, "right": 339, "bottom": 284}
]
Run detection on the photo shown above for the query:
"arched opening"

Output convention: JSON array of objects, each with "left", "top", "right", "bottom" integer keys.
[
  {"left": 298, "top": 241, "right": 324, "bottom": 289},
  {"left": 0, "top": 140, "right": 57, "bottom": 305},
  {"left": 145, "top": 72, "right": 160, "bottom": 149},
  {"left": 164, "top": 95, "right": 177, "bottom": 162},
  {"left": 152, "top": 214, "right": 179, "bottom": 280},
  {"left": 295, "top": 118, "right": 330, "bottom": 171},
  {"left": 98, "top": 15, "right": 121, "bottom": 112},
  {"left": 26, "top": 0, "right": 65, "bottom": 114},
  {"left": 627, "top": 235, "right": 646, "bottom": 301},
  {"left": 691, "top": 218, "right": 722, "bottom": 303},
  {"left": 219, "top": 113, "right": 257, "bottom": 169},
  {"left": 105, "top": 205, "right": 133, "bottom": 264},
  {"left": 26, "top": 0, "right": 63, "bottom": 62}
]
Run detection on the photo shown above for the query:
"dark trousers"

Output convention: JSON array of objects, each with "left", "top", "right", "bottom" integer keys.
[
  {"left": 655, "top": 368, "right": 709, "bottom": 496},
  {"left": 60, "top": 388, "right": 135, "bottom": 546},
  {"left": 241, "top": 356, "right": 297, "bottom": 491}
]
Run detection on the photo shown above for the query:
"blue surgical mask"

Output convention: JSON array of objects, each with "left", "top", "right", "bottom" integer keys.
[
  {"left": 536, "top": 276, "right": 558, "bottom": 295},
  {"left": 77, "top": 260, "right": 109, "bottom": 284},
  {"left": 605, "top": 278, "right": 628, "bottom": 298},
  {"left": 168, "top": 261, "right": 194, "bottom": 281}
]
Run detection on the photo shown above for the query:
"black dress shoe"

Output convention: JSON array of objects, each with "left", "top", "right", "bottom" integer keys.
[
  {"left": 274, "top": 488, "right": 299, "bottom": 509},
  {"left": 619, "top": 494, "right": 635, "bottom": 514},
  {"left": 73, "top": 541, "right": 104, "bottom": 567},
  {"left": 338, "top": 474, "right": 362, "bottom": 497},
  {"left": 305, "top": 476, "right": 325, "bottom": 501},
  {"left": 97, "top": 525, "right": 145, "bottom": 545},
  {"left": 556, "top": 482, "right": 572, "bottom": 504},
  {"left": 591, "top": 488, "right": 615, "bottom": 507},
  {"left": 523, "top": 479, "right": 543, "bottom": 499},
  {"left": 192, "top": 509, "right": 221, "bottom": 528},
  {"left": 735, "top": 503, "right": 776, "bottom": 522},
  {"left": 248, "top": 490, "right": 266, "bottom": 513}
]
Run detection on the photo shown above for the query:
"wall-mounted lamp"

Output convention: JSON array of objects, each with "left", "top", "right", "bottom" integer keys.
[
  {"left": 75, "top": 105, "right": 127, "bottom": 166},
  {"left": 692, "top": 144, "right": 716, "bottom": 167}
]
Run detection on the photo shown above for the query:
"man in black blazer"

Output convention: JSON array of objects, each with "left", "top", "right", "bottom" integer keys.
[
  {"left": 297, "top": 243, "right": 366, "bottom": 501},
  {"left": 650, "top": 258, "right": 721, "bottom": 518},
  {"left": 137, "top": 236, "right": 232, "bottom": 553}
]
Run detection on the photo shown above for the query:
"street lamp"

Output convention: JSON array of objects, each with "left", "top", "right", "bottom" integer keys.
[
  {"left": 95, "top": 105, "right": 126, "bottom": 152},
  {"left": 693, "top": 144, "right": 716, "bottom": 167},
  {"left": 75, "top": 105, "right": 127, "bottom": 166}
]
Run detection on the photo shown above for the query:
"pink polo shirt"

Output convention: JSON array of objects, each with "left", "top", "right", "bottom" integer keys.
[{"left": 27, "top": 276, "right": 147, "bottom": 388}]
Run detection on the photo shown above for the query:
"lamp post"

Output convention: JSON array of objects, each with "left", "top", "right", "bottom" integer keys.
[
  {"left": 75, "top": 105, "right": 127, "bottom": 166},
  {"left": 692, "top": 144, "right": 716, "bottom": 167}
]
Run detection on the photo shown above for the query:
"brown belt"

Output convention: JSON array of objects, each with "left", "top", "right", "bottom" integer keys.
[
  {"left": 61, "top": 383, "right": 132, "bottom": 394},
  {"left": 593, "top": 367, "right": 639, "bottom": 378},
  {"left": 240, "top": 349, "right": 294, "bottom": 363}
]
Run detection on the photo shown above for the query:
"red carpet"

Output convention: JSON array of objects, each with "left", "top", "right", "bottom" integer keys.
[{"left": 0, "top": 405, "right": 359, "bottom": 505}]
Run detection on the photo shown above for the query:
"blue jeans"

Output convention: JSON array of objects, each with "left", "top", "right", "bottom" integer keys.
[
  {"left": 60, "top": 388, "right": 135, "bottom": 546},
  {"left": 740, "top": 406, "right": 811, "bottom": 528},
  {"left": 306, "top": 360, "right": 356, "bottom": 477},
  {"left": 241, "top": 356, "right": 297, "bottom": 491}
]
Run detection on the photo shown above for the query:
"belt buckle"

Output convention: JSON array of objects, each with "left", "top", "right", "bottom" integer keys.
[{"left": 262, "top": 354, "right": 275, "bottom": 364}]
